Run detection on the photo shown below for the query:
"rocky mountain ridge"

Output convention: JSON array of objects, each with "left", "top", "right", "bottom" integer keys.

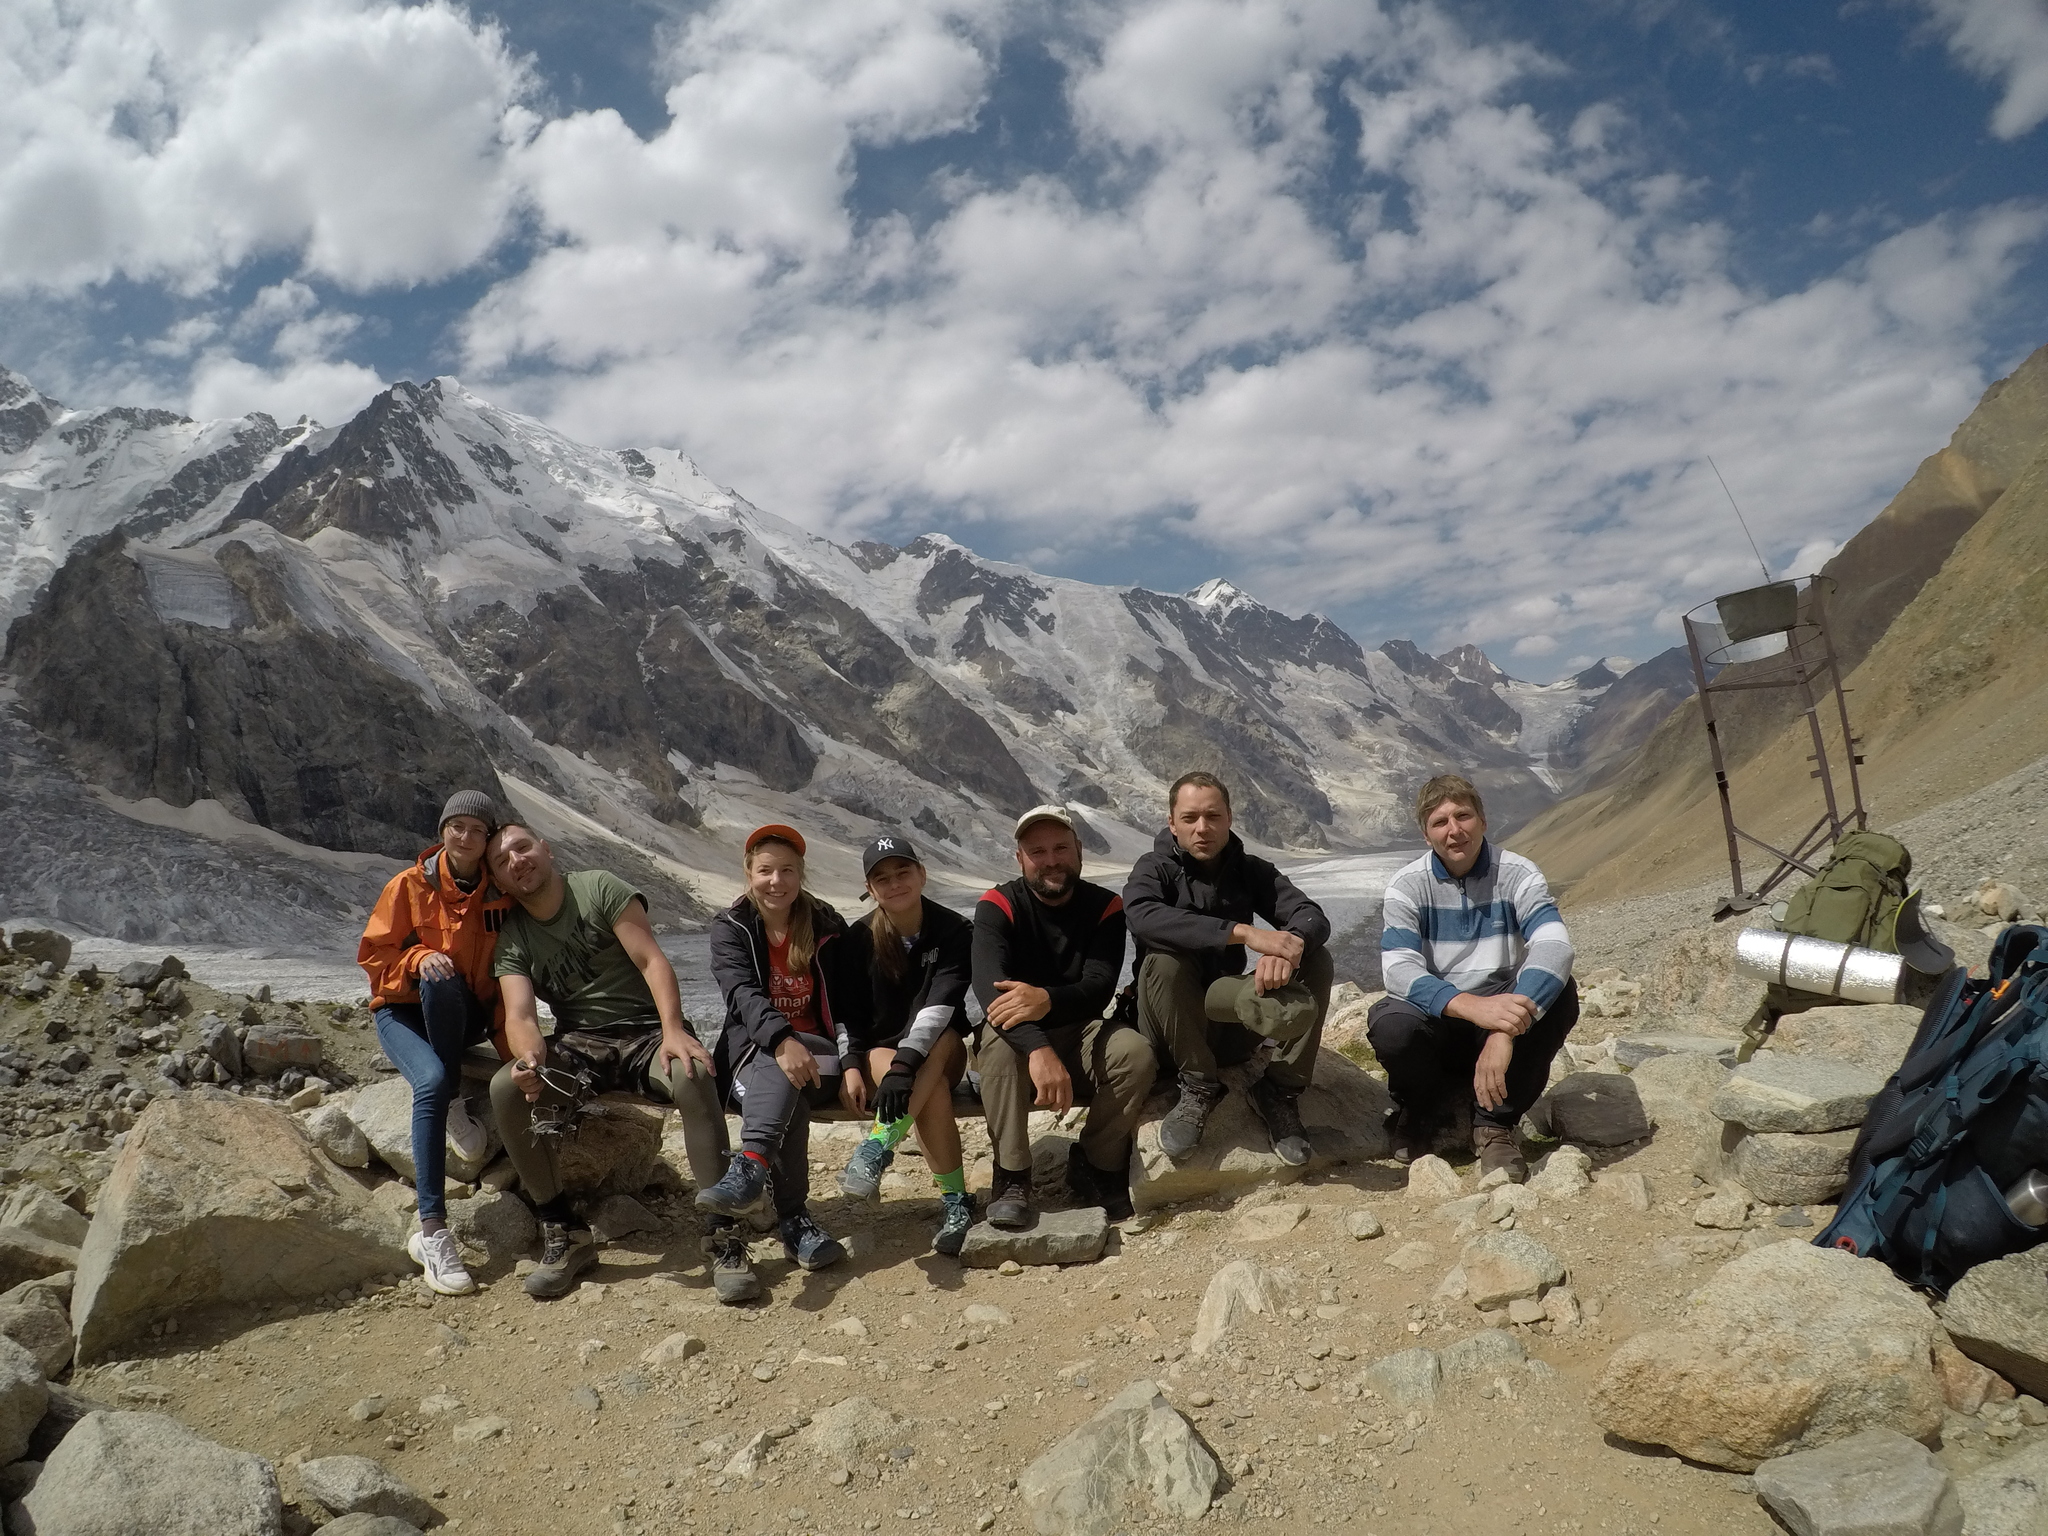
[{"left": 0, "top": 367, "right": 1682, "bottom": 940}]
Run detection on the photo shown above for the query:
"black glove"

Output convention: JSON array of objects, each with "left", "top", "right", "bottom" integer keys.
[{"left": 874, "top": 1051, "right": 923, "bottom": 1124}]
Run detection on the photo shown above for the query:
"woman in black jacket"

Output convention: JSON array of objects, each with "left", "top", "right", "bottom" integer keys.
[
  {"left": 700, "top": 823, "right": 861, "bottom": 1274},
  {"left": 833, "top": 834, "right": 977, "bottom": 1255}
]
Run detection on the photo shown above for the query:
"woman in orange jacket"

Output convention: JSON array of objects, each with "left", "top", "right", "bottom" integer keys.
[{"left": 357, "top": 790, "right": 513, "bottom": 1295}]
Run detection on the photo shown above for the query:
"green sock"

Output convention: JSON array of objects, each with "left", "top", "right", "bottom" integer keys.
[
  {"left": 933, "top": 1167, "right": 966, "bottom": 1196},
  {"left": 869, "top": 1114, "right": 914, "bottom": 1150}
]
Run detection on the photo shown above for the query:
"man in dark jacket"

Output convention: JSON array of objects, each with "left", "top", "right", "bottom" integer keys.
[
  {"left": 1124, "top": 772, "right": 1333, "bottom": 1165},
  {"left": 972, "top": 806, "right": 1155, "bottom": 1225}
]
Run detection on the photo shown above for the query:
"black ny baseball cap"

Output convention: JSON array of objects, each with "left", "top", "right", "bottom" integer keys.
[{"left": 860, "top": 833, "right": 921, "bottom": 880}]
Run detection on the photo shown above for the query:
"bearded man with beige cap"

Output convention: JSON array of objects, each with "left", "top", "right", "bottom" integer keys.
[{"left": 970, "top": 805, "right": 1156, "bottom": 1225}]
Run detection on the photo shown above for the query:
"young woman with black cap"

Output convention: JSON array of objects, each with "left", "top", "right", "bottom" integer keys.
[
  {"left": 701, "top": 824, "right": 861, "bottom": 1274},
  {"left": 835, "top": 834, "right": 977, "bottom": 1255}
]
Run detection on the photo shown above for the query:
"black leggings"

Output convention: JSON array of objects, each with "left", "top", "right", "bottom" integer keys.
[
  {"left": 1366, "top": 979, "right": 1579, "bottom": 1129},
  {"left": 731, "top": 1046, "right": 841, "bottom": 1217}
]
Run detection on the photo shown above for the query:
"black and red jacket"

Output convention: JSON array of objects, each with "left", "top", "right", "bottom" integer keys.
[{"left": 970, "top": 877, "right": 1126, "bottom": 1056}]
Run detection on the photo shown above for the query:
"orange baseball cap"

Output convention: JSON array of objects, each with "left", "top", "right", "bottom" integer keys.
[{"left": 744, "top": 823, "right": 807, "bottom": 857}]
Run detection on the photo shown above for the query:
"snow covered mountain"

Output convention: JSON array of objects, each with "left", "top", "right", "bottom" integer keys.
[{"left": 0, "top": 368, "right": 1675, "bottom": 936}]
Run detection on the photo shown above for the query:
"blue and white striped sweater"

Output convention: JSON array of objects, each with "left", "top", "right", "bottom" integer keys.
[{"left": 1380, "top": 841, "right": 1574, "bottom": 1016}]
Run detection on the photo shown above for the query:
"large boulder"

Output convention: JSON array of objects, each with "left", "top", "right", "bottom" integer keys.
[
  {"left": 345, "top": 1078, "right": 497, "bottom": 1186},
  {"left": 1938, "top": 1243, "right": 2048, "bottom": 1400},
  {"left": 1018, "top": 1379, "right": 1220, "bottom": 1536},
  {"left": 1730, "top": 1128, "right": 1859, "bottom": 1206},
  {"left": 15, "top": 1411, "right": 281, "bottom": 1536},
  {"left": 1711, "top": 1057, "right": 1884, "bottom": 1135},
  {"left": 1128, "top": 1052, "right": 1388, "bottom": 1212},
  {"left": 1589, "top": 1242, "right": 1946, "bottom": 1470},
  {"left": 445, "top": 1189, "right": 536, "bottom": 1268},
  {"left": 1751, "top": 1429, "right": 1961, "bottom": 1536},
  {"left": 1767, "top": 1004, "right": 1923, "bottom": 1078},
  {"left": 1631, "top": 1051, "right": 1734, "bottom": 1142},
  {"left": 550, "top": 1098, "right": 666, "bottom": 1197},
  {"left": 6, "top": 930, "right": 72, "bottom": 969},
  {"left": 71, "top": 1091, "right": 410, "bottom": 1361}
]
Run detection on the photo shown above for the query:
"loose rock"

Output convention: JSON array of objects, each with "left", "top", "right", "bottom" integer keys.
[
  {"left": 1955, "top": 1437, "right": 2048, "bottom": 1536},
  {"left": 298, "top": 1102, "right": 370, "bottom": 1169},
  {"left": 1191, "top": 1259, "right": 1291, "bottom": 1354},
  {"left": 1938, "top": 1242, "right": 2048, "bottom": 1399},
  {"left": 1526, "top": 1146, "right": 1592, "bottom": 1200},
  {"left": 0, "top": 1185, "right": 89, "bottom": 1248},
  {"left": 1589, "top": 1242, "right": 1946, "bottom": 1470},
  {"left": 1528, "top": 1072, "right": 1652, "bottom": 1146},
  {"left": 641, "top": 1332, "right": 706, "bottom": 1367},
  {"left": 0, "top": 1336, "right": 48, "bottom": 1464},
  {"left": 959, "top": 1207, "right": 1108, "bottom": 1268},
  {"left": 1440, "top": 1329, "right": 1528, "bottom": 1385},
  {"left": 1345, "top": 1208, "right": 1385, "bottom": 1240},
  {"left": 1751, "top": 1428, "right": 1961, "bottom": 1536},
  {"left": 295, "top": 1455, "right": 435, "bottom": 1527},
  {"left": 1732, "top": 1129, "right": 1859, "bottom": 1206},
  {"left": 19, "top": 1410, "right": 281, "bottom": 1536},
  {"left": 445, "top": 1189, "right": 536, "bottom": 1267},
  {"left": 0, "top": 1282, "right": 73, "bottom": 1376},
  {"left": 1232, "top": 1201, "right": 1308, "bottom": 1241},
  {"left": 1459, "top": 1231, "right": 1566, "bottom": 1308},
  {"left": 1019, "top": 1379, "right": 1220, "bottom": 1536},
  {"left": 1406, "top": 1155, "right": 1463, "bottom": 1201},
  {"left": 798, "top": 1396, "right": 913, "bottom": 1468},
  {"left": 1363, "top": 1348, "right": 1442, "bottom": 1409},
  {"left": 589, "top": 1194, "right": 660, "bottom": 1241}
]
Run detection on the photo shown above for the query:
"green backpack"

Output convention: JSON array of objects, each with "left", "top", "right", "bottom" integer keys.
[{"left": 1781, "top": 831, "right": 1912, "bottom": 950}]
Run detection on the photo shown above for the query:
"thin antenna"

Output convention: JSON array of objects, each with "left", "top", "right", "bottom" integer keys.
[{"left": 1706, "top": 455, "right": 1772, "bottom": 584}]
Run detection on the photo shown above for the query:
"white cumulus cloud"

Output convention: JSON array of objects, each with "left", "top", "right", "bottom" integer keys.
[{"left": 1920, "top": 0, "right": 2048, "bottom": 139}]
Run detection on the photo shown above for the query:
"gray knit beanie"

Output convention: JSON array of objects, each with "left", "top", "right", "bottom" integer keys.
[{"left": 438, "top": 790, "right": 499, "bottom": 833}]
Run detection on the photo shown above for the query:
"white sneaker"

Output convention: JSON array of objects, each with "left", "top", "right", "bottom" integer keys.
[
  {"left": 408, "top": 1227, "right": 477, "bottom": 1295},
  {"left": 444, "top": 1097, "right": 488, "bottom": 1163}
]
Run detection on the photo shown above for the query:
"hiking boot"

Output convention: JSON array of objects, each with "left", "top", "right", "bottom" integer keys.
[
  {"left": 523, "top": 1221, "right": 598, "bottom": 1299},
  {"left": 837, "top": 1136, "right": 894, "bottom": 1202},
  {"left": 986, "top": 1167, "right": 1033, "bottom": 1230},
  {"left": 1156, "top": 1073, "right": 1227, "bottom": 1160},
  {"left": 702, "top": 1217, "right": 761, "bottom": 1305},
  {"left": 779, "top": 1209, "right": 846, "bottom": 1271},
  {"left": 932, "top": 1191, "right": 976, "bottom": 1257},
  {"left": 1066, "top": 1142, "right": 1133, "bottom": 1221},
  {"left": 1247, "top": 1076, "right": 1312, "bottom": 1167},
  {"left": 408, "top": 1226, "right": 477, "bottom": 1296},
  {"left": 1473, "top": 1123, "right": 1526, "bottom": 1184},
  {"left": 1388, "top": 1105, "right": 1439, "bottom": 1166},
  {"left": 696, "top": 1153, "right": 770, "bottom": 1218}
]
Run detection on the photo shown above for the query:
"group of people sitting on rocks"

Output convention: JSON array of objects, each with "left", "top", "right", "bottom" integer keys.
[{"left": 357, "top": 771, "right": 1576, "bottom": 1309}]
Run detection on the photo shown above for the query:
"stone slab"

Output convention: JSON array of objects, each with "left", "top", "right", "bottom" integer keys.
[
  {"left": 958, "top": 1207, "right": 1109, "bottom": 1268},
  {"left": 1712, "top": 1057, "right": 1884, "bottom": 1135}
]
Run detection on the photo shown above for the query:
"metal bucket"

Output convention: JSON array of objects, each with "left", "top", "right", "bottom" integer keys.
[{"left": 1734, "top": 927, "right": 1905, "bottom": 1004}]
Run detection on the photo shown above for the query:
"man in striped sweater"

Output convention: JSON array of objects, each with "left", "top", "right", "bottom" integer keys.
[{"left": 1369, "top": 774, "right": 1578, "bottom": 1183}]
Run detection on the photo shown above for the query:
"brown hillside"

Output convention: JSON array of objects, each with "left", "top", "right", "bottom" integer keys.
[{"left": 1521, "top": 343, "right": 2048, "bottom": 902}]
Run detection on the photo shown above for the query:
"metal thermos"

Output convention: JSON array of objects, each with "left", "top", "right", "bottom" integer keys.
[{"left": 2006, "top": 1170, "right": 2048, "bottom": 1228}]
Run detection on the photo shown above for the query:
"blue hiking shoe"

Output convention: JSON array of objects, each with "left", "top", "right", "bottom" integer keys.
[
  {"left": 932, "top": 1191, "right": 976, "bottom": 1257},
  {"left": 837, "top": 1136, "right": 894, "bottom": 1202},
  {"left": 696, "top": 1153, "right": 770, "bottom": 1218},
  {"left": 779, "top": 1209, "right": 846, "bottom": 1271}
]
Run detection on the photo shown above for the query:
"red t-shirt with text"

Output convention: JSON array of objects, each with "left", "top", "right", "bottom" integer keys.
[{"left": 768, "top": 935, "right": 821, "bottom": 1038}]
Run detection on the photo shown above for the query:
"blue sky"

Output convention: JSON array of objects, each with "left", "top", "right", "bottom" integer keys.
[{"left": 3, "top": 0, "right": 2044, "bottom": 678}]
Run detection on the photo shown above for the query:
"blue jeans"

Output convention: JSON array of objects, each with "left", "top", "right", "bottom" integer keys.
[{"left": 375, "top": 975, "right": 493, "bottom": 1221}]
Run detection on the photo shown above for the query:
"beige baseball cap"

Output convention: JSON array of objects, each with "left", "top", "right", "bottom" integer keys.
[{"left": 1013, "top": 804, "right": 1076, "bottom": 840}]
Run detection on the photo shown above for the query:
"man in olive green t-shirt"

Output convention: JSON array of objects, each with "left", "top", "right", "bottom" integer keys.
[{"left": 486, "top": 823, "right": 756, "bottom": 1303}]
